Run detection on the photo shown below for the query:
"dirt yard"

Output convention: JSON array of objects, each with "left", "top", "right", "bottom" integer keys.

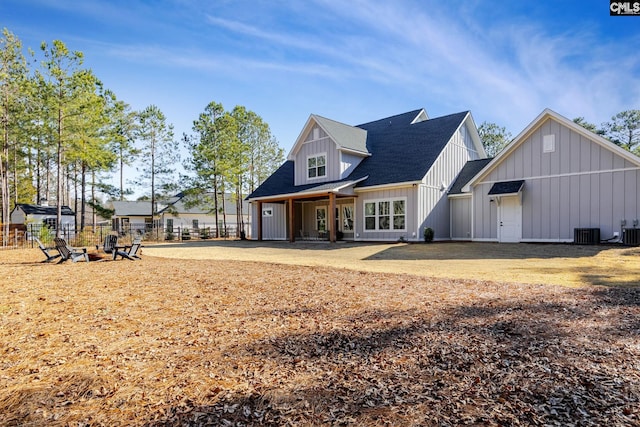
[{"left": 1, "top": 242, "right": 639, "bottom": 426}]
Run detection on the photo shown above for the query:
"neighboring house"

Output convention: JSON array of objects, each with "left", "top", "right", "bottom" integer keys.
[
  {"left": 247, "top": 109, "right": 485, "bottom": 242},
  {"left": 109, "top": 200, "right": 155, "bottom": 233},
  {"left": 158, "top": 193, "right": 251, "bottom": 236},
  {"left": 10, "top": 203, "right": 75, "bottom": 230},
  {"left": 451, "top": 109, "right": 640, "bottom": 243}
]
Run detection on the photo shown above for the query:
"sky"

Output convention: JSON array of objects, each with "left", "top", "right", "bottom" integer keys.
[{"left": 3, "top": 0, "right": 640, "bottom": 196}]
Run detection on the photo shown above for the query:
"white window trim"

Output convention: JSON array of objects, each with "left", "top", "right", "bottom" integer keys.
[
  {"left": 315, "top": 206, "right": 327, "bottom": 231},
  {"left": 307, "top": 152, "right": 327, "bottom": 180},
  {"left": 363, "top": 197, "right": 407, "bottom": 232}
]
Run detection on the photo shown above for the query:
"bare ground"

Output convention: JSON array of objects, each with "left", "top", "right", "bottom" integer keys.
[{"left": 1, "top": 242, "right": 639, "bottom": 426}]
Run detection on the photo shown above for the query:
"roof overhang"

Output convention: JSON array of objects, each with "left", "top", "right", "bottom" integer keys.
[
  {"left": 488, "top": 180, "right": 525, "bottom": 205},
  {"left": 247, "top": 177, "right": 368, "bottom": 203},
  {"left": 354, "top": 180, "right": 421, "bottom": 193}
]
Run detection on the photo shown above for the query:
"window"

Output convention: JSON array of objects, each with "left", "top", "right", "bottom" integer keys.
[
  {"left": 262, "top": 208, "right": 273, "bottom": 217},
  {"left": 166, "top": 218, "right": 174, "bottom": 232},
  {"left": 316, "top": 207, "right": 326, "bottom": 231},
  {"left": 308, "top": 154, "right": 326, "bottom": 179},
  {"left": 364, "top": 199, "right": 406, "bottom": 231},
  {"left": 342, "top": 206, "right": 354, "bottom": 231},
  {"left": 43, "top": 218, "right": 57, "bottom": 229}
]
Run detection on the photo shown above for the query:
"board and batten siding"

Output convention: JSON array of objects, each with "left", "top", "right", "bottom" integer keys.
[
  {"left": 251, "top": 202, "right": 287, "bottom": 240},
  {"left": 355, "top": 187, "right": 417, "bottom": 241},
  {"left": 450, "top": 196, "right": 472, "bottom": 240},
  {"left": 419, "top": 122, "right": 481, "bottom": 240},
  {"left": 472, "top": 117, "right": 640, "bottom": 241}
]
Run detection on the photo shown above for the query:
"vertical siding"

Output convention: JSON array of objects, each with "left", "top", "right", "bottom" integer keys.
[
  {"left": 473, "top": 117, "right": 640, "bottom": 241},
  {"left": 450, "top": 197, "right": 472, "bottom": 239},
  {"left": 294, "top": 137, "right": 340, "bottom": 185},
  {"left": 355, "top": 187, "right": 417, "bottom": 241},
  {"left": 340, "top": 152, "right": 364, "bottom": 179},
  {"left": 251, "top": 203, "right": 286, "bottom": 240},
  {"left": 421, "top": 122, "right": 479, "bottom": 240}
]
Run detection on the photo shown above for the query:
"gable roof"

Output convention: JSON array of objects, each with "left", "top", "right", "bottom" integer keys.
[
  {"left": 313, "top": 115, "right": 369, "bottom": 155},
  {"left": 448, "top": 158, "right": 493, "bottom": 195},
  {"left": 110, "top": 200, "right": 153, "bottom": 216},
  {"left": 463, "top": 108, "right": 640, "bottom": 192},
  {"left": 249, "top": 109, "right": 475, "bottom": 200},
  {"left": 288, "top": 114, "right": 369, "bottom": 160},
  {"left": 15, "top": 204, "right": 75, "bottom": 216}
]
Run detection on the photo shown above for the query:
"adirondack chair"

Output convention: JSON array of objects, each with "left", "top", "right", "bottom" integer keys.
[
  {"left": 35, "top": 237, "right": 61, "bottom": 263},
  {"left": 53, "top": 237, "right": 89, "bottom": 263},
  {"left": 114, "top": 238, "right": 142, "bottom": 261},
  {"left": 96, "top": 235, "right": 118, "bottom": 255}
]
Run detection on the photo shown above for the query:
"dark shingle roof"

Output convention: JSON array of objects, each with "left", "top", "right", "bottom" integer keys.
[
  {"left": 448, "top": 158, "right": 493, "bottom": 195},
  {"left": 17, "top": 204, "right": 75, "bottom": 216},
  {"left": 248, "top": 109, "right": 471, "bottom": 199},
  {"left": 488, "top": 180, "right": 525, "bottom": 195}
]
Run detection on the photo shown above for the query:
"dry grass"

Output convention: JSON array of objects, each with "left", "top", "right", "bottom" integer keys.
[{"left": 1, "top": 243, "right": 639, "bottom": 426}]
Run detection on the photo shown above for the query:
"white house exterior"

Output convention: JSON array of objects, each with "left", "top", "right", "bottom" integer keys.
[
  {"left": 247, "top": 109, "right": 486, "bottom": 242},
  {"left": 10, "top": 204, "right": 75, "bottom": 229},
  {"left": 452, "top": 109, "right": 640, "bottom": 243}
]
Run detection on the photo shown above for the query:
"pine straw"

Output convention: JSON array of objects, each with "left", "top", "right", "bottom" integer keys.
[{"left": 1, "top": 248, "right": 639, "bottom": 426}]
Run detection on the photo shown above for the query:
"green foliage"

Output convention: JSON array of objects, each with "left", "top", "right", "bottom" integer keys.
[
  {"left": 602, "top": 110, "right": 640, "bottom": 154},
  {"left": 424, "top": 227, "right": 434, "bottom": 242},
  {"left": 478, "top": 121, "right": 512, "bottom": 157}
]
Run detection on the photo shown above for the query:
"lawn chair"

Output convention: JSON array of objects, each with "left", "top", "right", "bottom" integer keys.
[
  {"left": 35, "top": 237, "right": 61, "bottom": 263},
  {"left": 96, "top": 235, "right": 118, "bottom": 255},
  {"left": 53, "top": 237, "right": 89, "bottom": 263},
  {"left": 114, "top": 237, "right": 142, "bottom": 261}
]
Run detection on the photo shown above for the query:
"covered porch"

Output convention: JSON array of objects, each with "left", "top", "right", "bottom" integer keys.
[{"left": 253, "top": 183, "right": 358, "bottom": 243}]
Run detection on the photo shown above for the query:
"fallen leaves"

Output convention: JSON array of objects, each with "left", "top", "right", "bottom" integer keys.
[{"left": 0, "top": 249, "right": 639, "bottom": 426}]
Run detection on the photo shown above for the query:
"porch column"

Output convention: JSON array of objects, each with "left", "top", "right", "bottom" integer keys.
[
  {"left": 329, "top": 192, "right": 336, "bottom": 243},
  {"left": 257, "top": 201, "right": 263, "bottom": 241},
  {"left": 288, "top": 197, "right": 295, "bottom": 243}
]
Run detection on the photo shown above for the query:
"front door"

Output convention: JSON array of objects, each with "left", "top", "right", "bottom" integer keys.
[{"left": 498, "top": 196, "right": 521, "bottom": 243}]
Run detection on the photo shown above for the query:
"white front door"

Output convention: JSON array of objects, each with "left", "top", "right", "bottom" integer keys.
[{"left": 498, "top": 196, "right": 521, "bottom": 243}]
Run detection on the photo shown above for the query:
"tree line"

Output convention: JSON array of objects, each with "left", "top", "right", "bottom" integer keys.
[
  {"left": 478, "top": 111, "right": 640, "bottom": 158},
  {"left": 0, "top": 28, "right": 284, "bottom": 244}
]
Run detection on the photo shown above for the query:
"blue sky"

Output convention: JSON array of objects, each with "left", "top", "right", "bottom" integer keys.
[{"left": 3, "top": 0, "right": 640, "bottom": 194}]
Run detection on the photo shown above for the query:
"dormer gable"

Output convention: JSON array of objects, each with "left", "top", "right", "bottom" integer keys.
[{"left": 289, "top": 114, "right": 370, "bottom": 186}]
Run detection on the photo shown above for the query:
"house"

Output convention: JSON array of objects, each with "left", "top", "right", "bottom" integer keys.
[
  {"left": 110, "top": 193, "right": 251, "bottom": 237},
  {"left": 158, "top": 193, "right": 251, "bottom": 237},
  {"left": 247, "top": 109, "right": 486, "bottom": 242},
  {"left": 10, "top": 203, "right": 75, "bottom": 230},
  {"left": 451, "top": 109, "right": 640, "bottom": 243},
  {"left": 110, "top": 200, "right": 155, "bottom": 233}
]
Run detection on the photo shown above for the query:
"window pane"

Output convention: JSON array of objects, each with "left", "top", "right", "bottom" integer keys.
[
  {"left": 365, "top": 202, "right": 375, "bottom": 216},
  {"left": 308, "top": 168, "right": 316, "bottom": 178},
  {"left": 365, "top": 217, "right": 376, "bottom": 230},
  {"left": 394, "top": 200, "right": 405, "bottom": 215},
  {"left": 379, "top": 201, "right": 389, "bottom": 215},
  {"left": 379, "top": 216, "right": 390, "bottom": 230},
  {"left": 308, "top": 157, "right": 316, "bottom": 167},
  {"left": 343, "top": 206, "right": 353, "bottom": 231},
  {"left": 393, "top": 215, "right": 405, "bottom": 230},
  {"left": 317, "top": 155, "right": 325, "bottom": 166},
  {"left": 317, "top": 208, "right": 326, "bottom": 220},
  {"left": 317, "top": 166, "right": 326, "bottom": 177}
]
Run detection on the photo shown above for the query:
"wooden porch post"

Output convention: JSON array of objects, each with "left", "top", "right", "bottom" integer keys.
[
  {"left": 329, "top": 192, "right": 336, "bottom": 243},
  {"left": 257, "top": 201, "right": 263, "bottom": 241},
  {"left": 288, "top": 198, "right": 295, "bottom": 243}
]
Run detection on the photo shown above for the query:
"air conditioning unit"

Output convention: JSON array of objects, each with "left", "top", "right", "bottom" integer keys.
[
  {"left": 623, "top": 228, "right": 640, "bottom": 246},
  {"left": 574, "top": 228, "right": 600, "bottom": 245}
]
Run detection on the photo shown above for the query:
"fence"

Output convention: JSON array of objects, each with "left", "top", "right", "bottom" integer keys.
[{"left": 0, "top": 222, "right": 252, "bottom": 250}]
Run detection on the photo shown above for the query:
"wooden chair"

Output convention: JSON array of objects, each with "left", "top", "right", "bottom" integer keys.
[
  {"left": 96, "top": 235, "right": 118, "bottom": 255},
  {"left": 35, "top": 237, "right": 61, "bottom": 263},
  {"left": 53, "top": 237, "right": 89, "bottom": 263},
  {"left": 114, "top": 238, "right": 142, "bottom": 261}
]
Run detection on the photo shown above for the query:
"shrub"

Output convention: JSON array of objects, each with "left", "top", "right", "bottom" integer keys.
[{"left": 423, "top": 227, "right": 434, "bottom": 242}]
